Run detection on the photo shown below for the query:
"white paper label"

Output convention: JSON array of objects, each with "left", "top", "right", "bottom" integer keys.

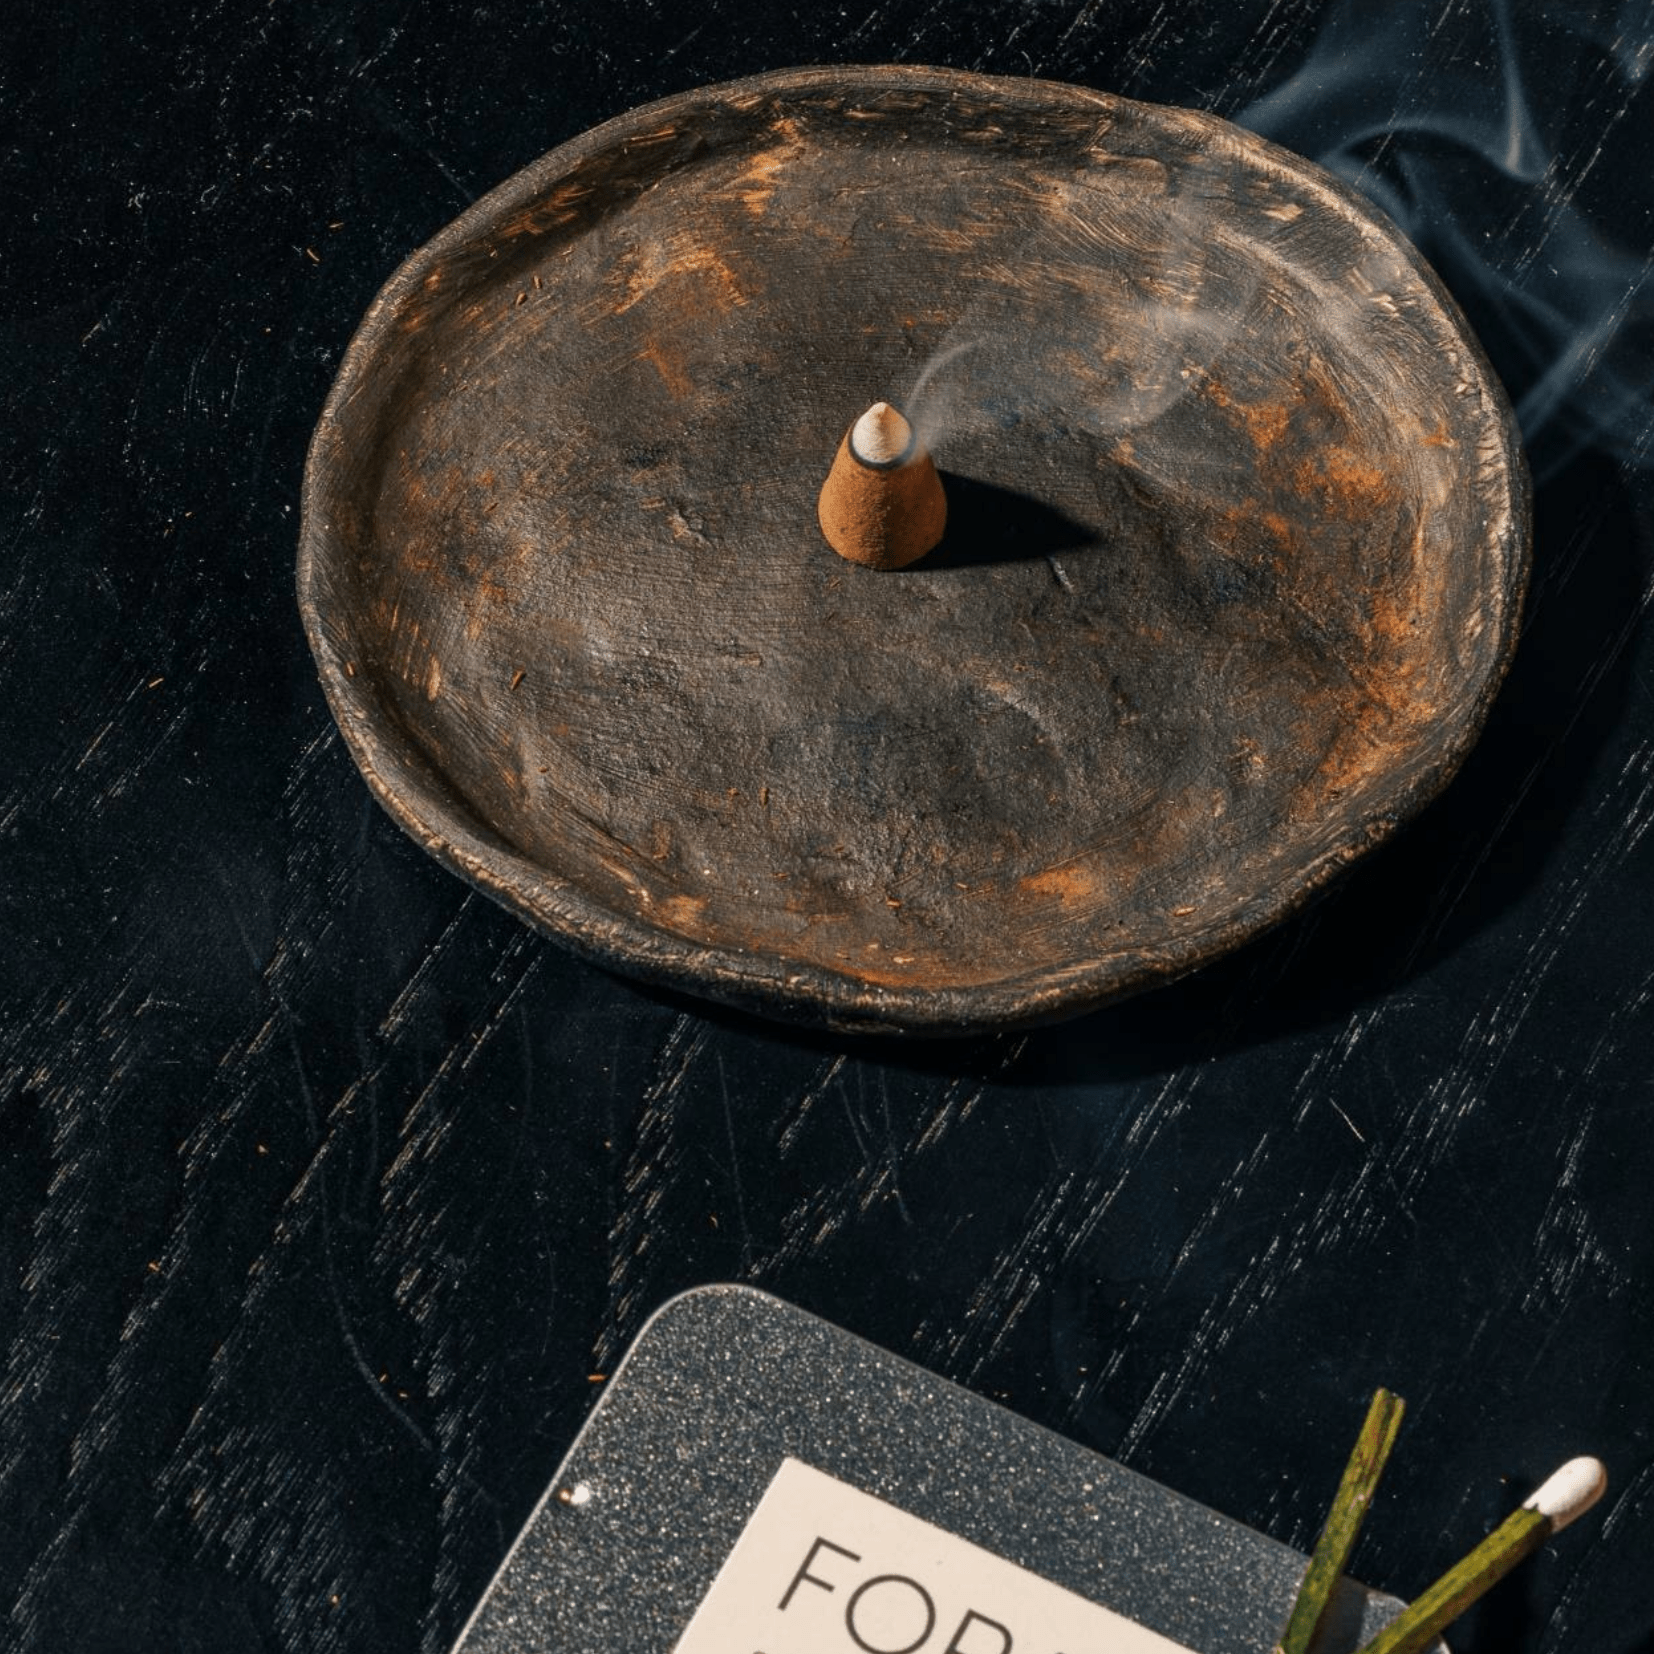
[{"left": 672, "top": 1457, "right": 1197, "bottom": 1654}]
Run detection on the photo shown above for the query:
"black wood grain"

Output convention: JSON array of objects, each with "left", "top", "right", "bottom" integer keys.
[{"left": 3, "top": 3, "right": 1652, "bottom": 1652}]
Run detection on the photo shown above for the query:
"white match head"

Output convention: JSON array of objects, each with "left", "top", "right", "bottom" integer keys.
[
  {"left": 850, "top": 401, "right": 914, "bottom": 467},
  {"left": 1522, "top": 1457, "right": 1607, "bottom": 1529}
]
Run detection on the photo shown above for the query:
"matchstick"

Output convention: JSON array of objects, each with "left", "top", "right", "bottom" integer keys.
[
  {"left": 1353, "top": 1457, "right": 1608, "bottom": 1654},
  {"left": 1275, "top": 1388, "right": 1406, "bottom": 1654}
]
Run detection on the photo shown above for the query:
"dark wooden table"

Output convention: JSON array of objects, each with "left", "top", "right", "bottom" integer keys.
[{"left": 3, "top": 4, "right": 1651, "bottom": 1651}]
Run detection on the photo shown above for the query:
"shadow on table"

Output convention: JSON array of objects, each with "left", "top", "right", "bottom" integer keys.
[{"left": 1009, "top": 444, "right": 1647, "bottom": 1088}]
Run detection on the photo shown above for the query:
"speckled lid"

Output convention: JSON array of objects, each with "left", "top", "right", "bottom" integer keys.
[{"left": 451, "top": 1285, "right": 1440, "bottom": 1654}]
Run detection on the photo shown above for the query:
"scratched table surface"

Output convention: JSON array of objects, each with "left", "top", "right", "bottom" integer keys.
[{"left": 3, "top": 2, "right": 1652, "bottom": 1651}]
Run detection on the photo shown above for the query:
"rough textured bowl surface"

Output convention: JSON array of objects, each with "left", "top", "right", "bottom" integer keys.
[{"left": 299, "top": 65, "right": 1529, "bottom": 1035}]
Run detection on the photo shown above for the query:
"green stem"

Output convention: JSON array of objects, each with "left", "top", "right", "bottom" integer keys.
[
  {"left": 1275, "top": 1388, "right": 1407, "bottom": 1654},
  {"left": 1353, "top": 1506, "right": 1548, "bottom": 1654}
]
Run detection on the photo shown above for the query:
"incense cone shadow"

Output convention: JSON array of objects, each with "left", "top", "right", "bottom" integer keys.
[{"left": 923, "top": 474, "right": 1096, "bottom": 570}]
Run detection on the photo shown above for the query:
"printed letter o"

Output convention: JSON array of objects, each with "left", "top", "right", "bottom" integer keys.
[{"left": 844, "top": 1573, "right": 937, "bottom": 1654}]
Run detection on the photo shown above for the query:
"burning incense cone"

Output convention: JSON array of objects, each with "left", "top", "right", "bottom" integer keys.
[
  {"left": 817, "top": 401, "right": 947, "bottom": 570},
  {"left": 1352, "top": 1456, "right": 1608, "bottom": 1654}
]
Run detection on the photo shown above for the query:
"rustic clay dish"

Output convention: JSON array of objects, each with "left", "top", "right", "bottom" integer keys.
[{"left": 298, "top": 65, "right": 1528, "bottom": 1035}]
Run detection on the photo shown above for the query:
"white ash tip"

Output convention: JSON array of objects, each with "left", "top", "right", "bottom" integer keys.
[
  {"left": 851, "top": 401, "right": 914, "bottom": 466},
  {"left": 1522, "top": 1457, "right": 1607, "bottom": 1528}
]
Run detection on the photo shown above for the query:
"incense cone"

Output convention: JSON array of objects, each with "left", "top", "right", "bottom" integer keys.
[{"left": 817, "top": 402, "right": 947, "bottom": 570}]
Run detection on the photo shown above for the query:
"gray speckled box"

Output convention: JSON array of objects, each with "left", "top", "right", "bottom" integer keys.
[{"left": 452, "top": 1285, "right": 1442, "bottom": 1654}]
